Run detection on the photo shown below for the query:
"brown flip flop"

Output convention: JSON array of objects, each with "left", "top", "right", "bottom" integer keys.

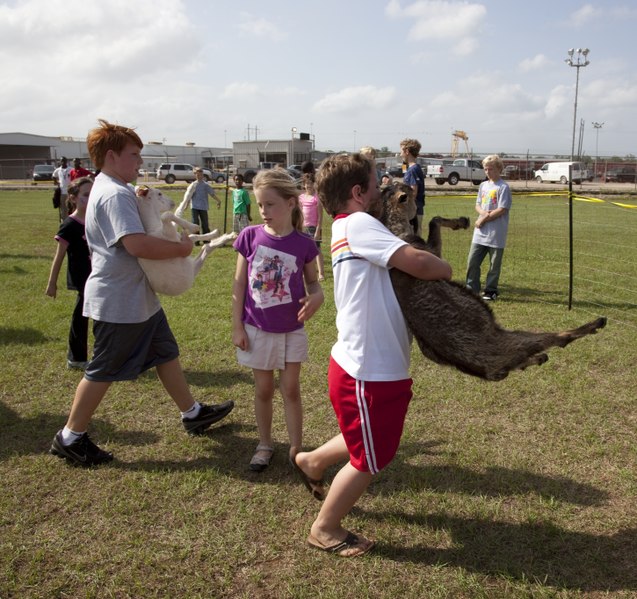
[
  {"left": 290, "top": 453, "right": 325, "bottom": 501},
  {"left": 307, "top": 532, "right": 375, "bottom": 558}
]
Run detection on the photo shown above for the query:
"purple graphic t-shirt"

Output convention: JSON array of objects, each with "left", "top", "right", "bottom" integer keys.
[{"left": 234, "top": 225, "right": 319, "bottom": 333}]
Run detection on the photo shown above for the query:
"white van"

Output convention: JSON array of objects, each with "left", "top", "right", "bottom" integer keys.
[{"left": 534, "top": 161, "right": 584, "bottom": 184}]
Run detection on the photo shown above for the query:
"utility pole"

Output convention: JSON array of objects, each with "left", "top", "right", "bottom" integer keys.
[
  {"left": 592, "top": 121, "right": 604, "bottom": 180},
  {"left": 565, "top": 48, "right": 590, "bottom": 162}
]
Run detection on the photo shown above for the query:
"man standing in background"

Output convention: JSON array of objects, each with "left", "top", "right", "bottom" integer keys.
[{"left": 53, "top": 157, "right": 72, "bottom": 221}]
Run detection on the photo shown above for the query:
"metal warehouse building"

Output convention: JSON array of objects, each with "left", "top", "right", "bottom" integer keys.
[{"left": 0, "top": 132, "right": 232, "bottom": 180}]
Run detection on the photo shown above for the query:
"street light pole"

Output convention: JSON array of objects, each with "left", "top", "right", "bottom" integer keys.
[
  {"left": 290, "top": 127, "right": 297, "bottom": 167},
  {"left": 565, "top": 48, "right": 590, "bottom": 162},
  {"left": 592, "top": 121, "right": 604, "bottom": 181}
]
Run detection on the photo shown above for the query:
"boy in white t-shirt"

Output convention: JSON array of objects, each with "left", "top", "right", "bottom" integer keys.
[
  {"left": 291, "top": 153, "right": 451, "bottom": 557},
  {"left": 465, "top": 154, "right": 512, "bottom": 301}
]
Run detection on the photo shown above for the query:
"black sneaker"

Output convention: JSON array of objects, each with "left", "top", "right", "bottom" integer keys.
[
  {"left": 182, "top": 401, "right": 235, "bottom": 435},
  {"left": 482, "top": 292, "right": 497, "bottom": 301},
  {"left": 50, "top": 431, "right": 114, "bottom": 467}
]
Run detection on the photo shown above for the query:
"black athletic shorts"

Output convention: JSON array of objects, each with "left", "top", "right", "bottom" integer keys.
[{"left": 84, "top": 309, "right": 179, "bottom": 382}]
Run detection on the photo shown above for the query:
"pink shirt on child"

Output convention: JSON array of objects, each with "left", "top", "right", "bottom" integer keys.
[{"left": 299, "top": 193, "right": 321, "bottom": 228}]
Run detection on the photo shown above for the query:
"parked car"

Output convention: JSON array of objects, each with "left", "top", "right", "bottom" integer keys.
[
  {"left": 32, "top": 164, "right": 55, "bottom": 181},
  {"left": 387, "top": 164, "right": 404, "bottom": 177},
  {"left": 286, "top": 166, "right": 302, "bottom": 180},
  {"left": 156, "top": 163, "right": 222, "bottom": 184},
  {"left": 210, "top": 170, "right": 227, "bottom": 183},
  {"left": 605, "top": 166, "right": 636, "bottom": 183},
  {"left": 503, "top": 164, "right": 535, "bottom": 180}
]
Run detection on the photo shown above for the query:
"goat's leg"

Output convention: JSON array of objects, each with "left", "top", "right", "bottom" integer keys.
[
  {"left": 425, "top": 217, "right": 444, "bottom": 257},
  {"left": 193, "top": 233, "right": 238, "bottom": 276},
  {"left": 487, "top": 353, "right": 549, "bottom": 381},
  {"left": 189, "top": 228, "right": 219, "bottom": 243},
  {"left": 554, "top": 317, "right": 607, "bottom": 347},
  {"left": 484, "top": 317, "right": 606, "bottom": 380},
  {"left": 162, "top": 212, "right": 200, "bottom": 233},
  {"left": 424, "top": 216, "right": 471, "bottom": 257}
]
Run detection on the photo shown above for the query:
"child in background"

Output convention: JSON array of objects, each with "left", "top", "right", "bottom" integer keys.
[
  {"left": 50, "top": 120, "right": 234, "bottom": 468},
  {"left": 232, "top": 169, "right": 324, "bottom": 472},
  {"left": 465, "top": 154, "right": 512, "bottom": 301},
  {"left": 298, "top": 174, "right": 325, "bottom": 281},
  {"left": 175, "top": 167, "right": 221, "bottom": 239},
  {"left": 45, "top": 176, "right": 93, "bottom": 370},
  {"left": 400, "top": 138, "right": 426, "bottom": 236},
  {"left": 232, "top": 174, "right": 251, "bottom": 233}
]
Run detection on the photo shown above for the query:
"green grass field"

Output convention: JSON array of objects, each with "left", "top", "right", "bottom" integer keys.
[{"left": 1, "top": 187, "right": 636, "bottom": 598}]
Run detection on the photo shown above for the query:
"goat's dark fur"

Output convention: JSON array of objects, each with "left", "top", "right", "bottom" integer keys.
[{"left": 377, "top": 183, "right": 607, "bottom": 381}]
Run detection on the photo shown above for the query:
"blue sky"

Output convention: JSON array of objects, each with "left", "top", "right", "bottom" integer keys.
[{"left": 1, "top": 0, "right": 635, "bottom": 157}]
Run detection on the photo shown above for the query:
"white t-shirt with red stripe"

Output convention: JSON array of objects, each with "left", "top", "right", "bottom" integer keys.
[{"left": 330, "top": 211, "right": 410, "bottom": 381}]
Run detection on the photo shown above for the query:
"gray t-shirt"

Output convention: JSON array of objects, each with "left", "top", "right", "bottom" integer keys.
[
  {"left": 471, "top": 178, "right": 512, "bottom": 249},
  {"left": 83, "top": 173, "right": 161, "bottom": 323}
]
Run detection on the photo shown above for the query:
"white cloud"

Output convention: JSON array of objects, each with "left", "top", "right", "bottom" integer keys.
[
  {"left": 0, "top": 0, "right": 201, "bottom": 137},
  {"left": 274, "top": 87, "right": 306, "bottom": 97},
  {"left": 430, "top": 91, "right": 462, "bottom": 108},
  {"left": 386, "top": 0, "right": 486, "bottom": 54},
  {"left": 585, "top": 79, "right": 637, "bottom": 109},
  {"left": 571, "top": 4, "right": 602, "bottom": 26},
  {"left": 544, "top": 85, "right": 571, "bottom": 119},
  {"left": 519, "top": 54, "right": 549, "bottom": 72},
  {"left": 313, "top": 86, "right": 397, "bottom": 114},
  {"left": 238, "top": 12, "right": 287, "bottom": 41},
  {"left": 221, "top": 82, "right": 261, "bottom": 99}
]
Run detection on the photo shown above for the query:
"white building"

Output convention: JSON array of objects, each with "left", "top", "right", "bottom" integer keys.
[{"left": 0, "top": 132, "right": 231, "bottom": 179}]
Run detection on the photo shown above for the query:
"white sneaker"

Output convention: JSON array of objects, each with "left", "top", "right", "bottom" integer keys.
[{"left": 67, "top": 360, "right": 89, "bottom": 370}]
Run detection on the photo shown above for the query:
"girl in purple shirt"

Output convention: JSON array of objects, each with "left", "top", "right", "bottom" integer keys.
[{"left": 232, "top": 170, "right": 324, "bottom": 472}]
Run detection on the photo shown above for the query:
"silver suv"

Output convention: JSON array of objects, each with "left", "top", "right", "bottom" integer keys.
[{"left": 156, "top": 163, "right": 225, "bottom": 184}]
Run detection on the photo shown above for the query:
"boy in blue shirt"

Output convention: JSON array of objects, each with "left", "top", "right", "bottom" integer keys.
[{"left": 400, "top": 138, "right": 425, "bottom": 235}]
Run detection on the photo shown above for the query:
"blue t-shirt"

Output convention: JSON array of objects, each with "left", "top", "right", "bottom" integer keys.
[
  {"left": 403, "top": 163, "right": 425, "bottom": 214},
  {"left": 191, "top": 181, "right": 216, "bottom": 211}
]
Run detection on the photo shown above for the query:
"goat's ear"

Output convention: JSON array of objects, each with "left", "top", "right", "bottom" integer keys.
[{"left": 136, "top": 185, "right": 150, "bottom": 198}]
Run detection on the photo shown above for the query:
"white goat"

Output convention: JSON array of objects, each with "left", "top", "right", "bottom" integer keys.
[{"left": 135, "top": 185, "right": 236, "bottom": 296}]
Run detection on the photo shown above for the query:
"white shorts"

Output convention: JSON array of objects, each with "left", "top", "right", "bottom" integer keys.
[{"left": 236, "top": 323, "right": 308, "bottom": 370}]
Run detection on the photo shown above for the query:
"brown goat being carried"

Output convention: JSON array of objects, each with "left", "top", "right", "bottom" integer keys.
[{"left": 375, "top": 182, "right": 607, "bottom": 381}]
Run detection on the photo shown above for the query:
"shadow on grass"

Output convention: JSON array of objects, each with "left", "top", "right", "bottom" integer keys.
[
  {"left": 0, "top": 326, "right": 48, "bottom": 345},
  {"left": 373, "top": 459, "right": 608, "bottom": 508},
  {"left": 0, "top": 265, "right": 28, "bottom": 275},
  {"left": 181, "top": 368, "right": 254, "bottom": 389},
  {"left": 0, "top": 253, "right": 48, "bottom": 262},
  {"left": 369, "top": 441, "right": 609, "bottom": 506},
  {"left": 366, "top": 510, "right": 637, "bottom": 592},
  {"left": 503, "top": 284, "right": 634, "bottom": 313},
  {"left": 0, "top": 401, "right": 160, "bottom": 461}
]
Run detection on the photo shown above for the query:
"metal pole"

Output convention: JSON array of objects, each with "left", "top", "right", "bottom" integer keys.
[
  {"left": 565, "top": 49, "right": 590, "bottom": 163},
  {"left": 568, "top": 166, "right": 573, "bottom": 310},
  {"left": 592, "top": 122, "right": 603, "bottom": 181},
  {"left": 571, "top": 66, "right": 580, "bottom": 162}
]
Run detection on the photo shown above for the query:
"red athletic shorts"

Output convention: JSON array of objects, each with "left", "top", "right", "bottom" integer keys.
[{"left": 328, "top": 356, "right": 413, "bottom": 474}]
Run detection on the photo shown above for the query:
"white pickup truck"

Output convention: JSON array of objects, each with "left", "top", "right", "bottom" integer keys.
[{"left": 427, "top": 158, "right": 486, "bottom": 186}]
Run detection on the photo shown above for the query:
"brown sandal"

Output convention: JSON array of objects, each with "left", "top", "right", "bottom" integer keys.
[
  {"left": 290, "top": 453, "right": 325, "bottom": 501},
  {"left": 249, "top": 443, "right": 274, "bottom": 472},
  {"left": 307, "top": 531, "right": 375, "bottom": 557}
]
